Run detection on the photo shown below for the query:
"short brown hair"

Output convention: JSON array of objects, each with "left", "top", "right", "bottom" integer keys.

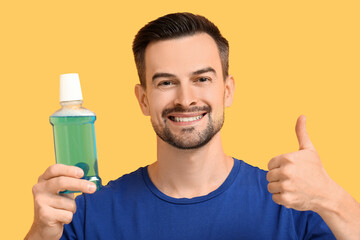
[{"left": 132, "top": 12, "right": 229, "bottom": 88}]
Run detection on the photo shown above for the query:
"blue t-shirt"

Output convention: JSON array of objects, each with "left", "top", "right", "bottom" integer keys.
[{"left": 62, "top": 158, "right": 335, "bottom": 239}]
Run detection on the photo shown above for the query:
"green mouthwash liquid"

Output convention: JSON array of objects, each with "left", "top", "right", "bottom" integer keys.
[{"left": 50, "top": 115, "right": 101, "bottom": 192}]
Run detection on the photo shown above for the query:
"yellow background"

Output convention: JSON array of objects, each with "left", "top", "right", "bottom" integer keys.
[{"left": 0, "top": 0, "right": 359, "bottom": 238}]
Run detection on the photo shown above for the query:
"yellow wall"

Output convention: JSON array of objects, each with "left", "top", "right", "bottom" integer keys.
[{"left": 1, "top": 1, "right": 359, "bottom": 238}]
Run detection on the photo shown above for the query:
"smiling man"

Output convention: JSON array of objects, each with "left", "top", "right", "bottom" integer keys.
[{"left": 26, "top": 12, "right": 360, "bottom": 240}]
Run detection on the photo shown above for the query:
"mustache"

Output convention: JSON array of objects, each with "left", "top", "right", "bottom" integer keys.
[{"left": 162, "top": 106, "right": 211, "bottom": 118}]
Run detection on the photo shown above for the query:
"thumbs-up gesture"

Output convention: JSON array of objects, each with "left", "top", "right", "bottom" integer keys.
[{"left": 266, "top": 115, "right": 334, "bottom": 211}]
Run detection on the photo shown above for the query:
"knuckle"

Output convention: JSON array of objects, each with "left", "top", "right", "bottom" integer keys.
[
  {"left": 71, "top": 201, "right": 77, "bottom": 214},
  {"left": 275, "top": 193, "right": 291, "bottom": 208},
  {"left": 80, "top": 180, "right": 89, "bottom": 191},
  {"left": 46, "top": 177, "right": 66, "bottom": 193},
  {"left": 266, "top": 172, "right": 271, "bottom": 182},
  {"left": 284, "top": 153, "right": 294, "bottom": 163},
  {"left": 33, "top": 182, "right": 47, "bottom": 196},
  {"left": 283, "top": 192, "right": 292, "bottom": 202},
  {"left": 282, "top": 203, "right": 291, "bottom": 209},
  {"left": 288, "top": 183, "right": 296, "bottom": 192},
  {"left": 283, "top": 181, "right": 291, "bottom": 191},
  {"left": 60, "top": 198, "right": 77, "bottom": 213},
  {"left": 64, "top": 212, "right": 74, "bottom": 224},
  {"left": 272, "top": 194, "right": 281, "bottom": 204},
  {"left": 48, "top": 164, "right": 65, "bottom": 176},
  {"left": 285, "top": 181, "right": 294, "bottom": 190},
  {"left": 281, "top": 154, "right": 289, "bottom": 163},
  {"left": 63, "top": 164, "right": 75, "bottom": 176},
  {"left": 271, "top": 194, "right": 277, "bottom": 202},
  {"left": 37, "top": 175, "right": 43, "bottom": 182},
  {"left": 56, "top": 176, "right": 67, "bottom": 187},
  {"left": 32, "top": 183, "right": 40, "bottom": 195},
  {"left": 279, "top": 181, "right": 289, "bottom": 191},
  {"left": 44, "top": 180, "right": 52, "bottom": 191},
  {"left": 268, "top": 182, "right": 278, "bottom": 193},
  {"left": 280, "top": 167, "right": 290, "bottom": 178},
  {"left": 47, "top": 165, "right": 57, "bottom": 176},
  {"left": 58, "top": 195, "right": 68, "bottom": 206},
  {"left": 267, "top": 158, "right": 275, "bottom": 168},
  {"left": 33, "top": 195, "right": 44, "bottom": 207},
  {"left": 281, "top": 194, "right": 292, "bottom": 206},
  {"left": 282, "top": 164, "right": 295, "bottom": 178},
  {"left": 285, "top": 183, "right": 293, "bottom": 192},
  {"left": 38, "top": 207, "right": 52, "bottom": 223}
]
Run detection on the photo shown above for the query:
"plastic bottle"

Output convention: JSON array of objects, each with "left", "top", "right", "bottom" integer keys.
[{"left": 50, "top": 73, "right": 102, "bottom": 193}]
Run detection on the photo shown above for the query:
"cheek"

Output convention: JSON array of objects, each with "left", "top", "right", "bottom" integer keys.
[
  {"left": 148, "top": 92, "right": 172, "bottom": 120},
  {"left": 203, "top": 87, "right": 225, "bottom": 108},
  {"left": 209, "top": 95, "right": 226, "bottom": 120}
]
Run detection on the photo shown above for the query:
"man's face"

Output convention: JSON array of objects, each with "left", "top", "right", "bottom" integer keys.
[{"left": 136, "top": 33, "right": 234, "bottom": 149}]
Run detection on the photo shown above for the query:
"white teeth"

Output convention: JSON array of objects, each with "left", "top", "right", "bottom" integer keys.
[{"left": 173, "top": 114, "right": 204, "bottom": 122}]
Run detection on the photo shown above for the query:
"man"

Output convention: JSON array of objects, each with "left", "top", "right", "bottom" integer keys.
[{"left": 26, "top": 12, "right": 360, "bottom": 239}]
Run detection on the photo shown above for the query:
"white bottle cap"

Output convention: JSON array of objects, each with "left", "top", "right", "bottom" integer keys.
[{"left": 59, "top": 73, "right": 83, "bottom": 102}]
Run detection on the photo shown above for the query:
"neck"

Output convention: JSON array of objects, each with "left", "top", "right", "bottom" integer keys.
[{"left": 148, "top": 132, "right": 233, "bottom": 198}]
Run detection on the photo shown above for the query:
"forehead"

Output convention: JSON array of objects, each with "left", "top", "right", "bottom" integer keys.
[{"left": 144, "top": 33, "right": 222, "bottom": 82}]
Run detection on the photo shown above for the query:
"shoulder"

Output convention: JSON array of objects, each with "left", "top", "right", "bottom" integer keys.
[
  {"left": 234, "top": 158, "right": 269, "bottom": 187},
  {"left": 236, "top": 158, "right": 267, "bottom": 174},
  {"left": 103, "top": 166, "right": 146, "bottom": 192}
]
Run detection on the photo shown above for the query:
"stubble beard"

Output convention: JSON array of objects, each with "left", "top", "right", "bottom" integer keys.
[{"left": 151, "top": 107, "right": 224, "bottom": 150}]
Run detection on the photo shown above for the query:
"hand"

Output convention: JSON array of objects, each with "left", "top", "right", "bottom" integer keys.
[
  {"left": 266, "top": 115, "right": 334, "bottom": 211},
  {"left": 26, "top": 164, "right": 96, "bottom": 240}
]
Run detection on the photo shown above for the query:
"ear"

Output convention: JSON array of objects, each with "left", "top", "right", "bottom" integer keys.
[
  {"left": 135, "top": 84, "right": 150, "bottom": 116},
  {"left": 224, "top": 75, "right": 235, "bottom": 108}
]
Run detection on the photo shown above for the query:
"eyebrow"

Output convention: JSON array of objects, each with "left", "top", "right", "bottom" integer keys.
[
  {"left": 152, "top": 73, "right": 176, "bottom": 82},
  {"left": 192, "top": 67, "right": 216, "bottom": 76},
  {"left": 152, "top": 67, "right": 217, "bottom": 82}
]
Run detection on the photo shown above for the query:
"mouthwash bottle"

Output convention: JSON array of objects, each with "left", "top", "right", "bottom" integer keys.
[{"left": 50, "top": 73, "right": 102, "bottom": 193}]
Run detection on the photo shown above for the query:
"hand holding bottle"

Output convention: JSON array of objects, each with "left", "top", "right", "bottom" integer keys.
[
  {"left": 25, "top": 164, "right": 96, "bottom": 240},
  {"left": 27, "top": 73, "right": 101, "bottom": 239}
]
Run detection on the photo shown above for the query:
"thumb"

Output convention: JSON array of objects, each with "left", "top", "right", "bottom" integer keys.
[{"left": 296, "top": 115, "right": 314, "bottom": 150}]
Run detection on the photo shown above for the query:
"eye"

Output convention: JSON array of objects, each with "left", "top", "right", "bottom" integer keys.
[
  {"left": 197, "top": 77, "right": 210, "bottom": 82},
  {"left": 158, "top": 81, "right": 173, "bottom": 86}
]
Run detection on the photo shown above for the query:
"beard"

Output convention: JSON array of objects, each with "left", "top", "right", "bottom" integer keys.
[{"left": 151, "top": 105, "right": 224, "bottom": 150}]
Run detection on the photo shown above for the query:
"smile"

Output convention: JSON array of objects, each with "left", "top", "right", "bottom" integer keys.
[{"left": 168, "top": 113, "right": 207, "bottom": 123}]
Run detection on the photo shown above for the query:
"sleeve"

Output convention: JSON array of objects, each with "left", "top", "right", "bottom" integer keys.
[
  {"left": 60, "top": 194, "right": 86, "bottom": 240},
  {"left": 305, "top": 211, "right": 336, "bottom": 240},
  {"left": 292, "top": 209, "right": 336, "bottom": 240}
]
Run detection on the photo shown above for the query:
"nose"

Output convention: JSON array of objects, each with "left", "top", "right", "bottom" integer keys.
[{"left": 173, "top": 83, "right": 197, "bottom": 108}]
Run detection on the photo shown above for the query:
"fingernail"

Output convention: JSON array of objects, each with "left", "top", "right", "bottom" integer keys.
[
  {"left": 88, "top": 184, "right": 96, "bottom": 192},
  {"left": 76, "top": 169, "right": 84, "bottom": 177}
]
